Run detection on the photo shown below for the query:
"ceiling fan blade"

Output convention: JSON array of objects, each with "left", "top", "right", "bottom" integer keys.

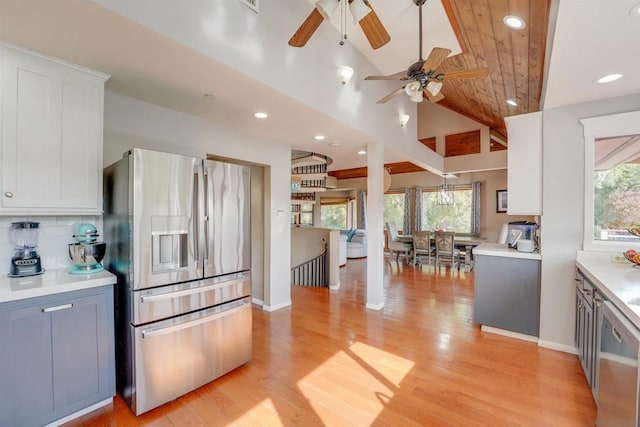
[
  {"left": 426, "top": 90, "right": 444, "bottom": 103},
  {"left": 365, "top": 70, "right": 408, "bottom": 81},
  {"left": 288, "top": 8, "right": 325, "bottom": 47},
  {"left": 421, "top": 47, "right": 452, "bottom": 73},
  {"left": 442, "top": 68, "right": 490, "bottom": 81},
  {"left": 376, "top": 86, "right": 405, "bottom": 104},
  {"left": 358, "top": 1, "right": 391, "bottom": 50}
]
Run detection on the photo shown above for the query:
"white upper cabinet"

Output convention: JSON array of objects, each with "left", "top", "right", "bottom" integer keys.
[
  {"left": 0, "top": 44, "right": 109, "bottom": 215},
  {"left": 504, "top": 111, "right": 543, "bottom": 216}
]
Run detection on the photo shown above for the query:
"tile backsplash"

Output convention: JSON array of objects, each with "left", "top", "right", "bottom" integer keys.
[{"left": 0, "top": 216, "right": 103, "bottom": 275}]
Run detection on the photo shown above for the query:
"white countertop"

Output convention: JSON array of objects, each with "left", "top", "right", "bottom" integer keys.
[
  {"left": 0, "top": 268, "right": 117, "bottom": 303},
  {"left": 473, "top": 243, "right": 542, "bottom": 260},
  {"left": 576, "top": 251, "right": 640, "bottom": 329}
]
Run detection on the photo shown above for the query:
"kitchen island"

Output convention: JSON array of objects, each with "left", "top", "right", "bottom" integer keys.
[
  {"left": 473, "top": 243, "right": 542, "bottom": 339},
  {"left": 0, "top": 269, "right": 116, "bottom": 427}
]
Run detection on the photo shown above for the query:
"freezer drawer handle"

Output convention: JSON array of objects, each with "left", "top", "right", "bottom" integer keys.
[
  {"left": 141, "top": 301, "right": 248, "bottom": 339},
  {"left": 42, "top": 303, "right": 73, "bottom": 313},
  {"left": 139, "top": 275, "right": 249, "bottom": 303}
]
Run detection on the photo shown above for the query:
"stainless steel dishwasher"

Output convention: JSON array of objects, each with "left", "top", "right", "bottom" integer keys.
[{"left": 597, "top": 301, "right": 640, "bottom": 426}]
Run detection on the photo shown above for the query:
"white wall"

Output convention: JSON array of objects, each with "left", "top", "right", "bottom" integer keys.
[
  {"left": 103, "top": 91, "right": 292, "bottom": 311},
  {"left": 539, "top": 93, "right": 640, "bottom": 351}
]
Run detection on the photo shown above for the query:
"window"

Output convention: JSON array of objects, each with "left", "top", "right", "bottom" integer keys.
[
  {"left": 383, "top": 192, "right": 405, "bottom": 233},
  {"left": 583, "top": 111, "right": 640, "bottom": 252},
  {"left": 321, "top": 203, "right": 347, "bottom": 229},
  {"left": 422, "top": 187, "right": 472, "bottom": 233},
  {"left": 300, "top": 204, "right": 313, "bottom": 226},
  {"left": 593, "top": 139, "right": 640, "bottom": 243}
]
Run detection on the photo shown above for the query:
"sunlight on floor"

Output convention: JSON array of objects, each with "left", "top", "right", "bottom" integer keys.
[{"left": 296, "top": 342, "right": 414, "bottom": 425}]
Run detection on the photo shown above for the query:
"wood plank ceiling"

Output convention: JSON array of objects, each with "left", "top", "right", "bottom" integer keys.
[{"left": 437, "top": 0, "right": 551, "bottom": 138}]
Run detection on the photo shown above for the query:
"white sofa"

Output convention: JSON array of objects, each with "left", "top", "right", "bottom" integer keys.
[{"left": 345, "top": 229, "right": 367, "bottom": 259}]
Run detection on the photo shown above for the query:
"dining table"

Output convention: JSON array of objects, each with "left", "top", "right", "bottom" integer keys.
[{"left": 398, "top": 233, "right": 487, "bottom": 272}]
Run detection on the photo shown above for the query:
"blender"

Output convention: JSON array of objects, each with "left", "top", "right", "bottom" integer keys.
[{"left": 8, "top": 221, "right": 44, "bottom": 277}]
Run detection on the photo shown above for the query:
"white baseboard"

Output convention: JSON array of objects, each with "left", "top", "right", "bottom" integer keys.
[
  {"left": 481, "top": 325, "right": 539, "bottom": 343},
  {"left": 251, "top": 297, "right": 264, "bottom": 306},
  {"left": 330, "top": 280, "right": 341, "bottom": 291},
  {"left": 45, "top": 397, "right": 112, "bottom": 427},
  {"left": 262, "top": 300, "right": 292, "bottom": 312},
  {"left": 537, "top": 339, "right": 578, "bottom": 355},
  {"left": 366, "top": 302, "right": 384, "bottom": 310}
]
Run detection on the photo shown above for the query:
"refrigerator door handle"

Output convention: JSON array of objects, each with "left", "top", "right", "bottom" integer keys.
[
  {"left": 140, "top": 300, "right": 249, "bottom": 339},
  {"left": 204, "top": 167, "right": 210, "bottom": 264},
  {"left": 192, "top": 164, "right": 203, "bottom": 270}
]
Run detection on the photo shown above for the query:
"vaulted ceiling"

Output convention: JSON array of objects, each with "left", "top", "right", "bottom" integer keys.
[
  {"left": 2, "top": 0, "right": 638, "bottom": 173},
  {"left": 436, "top": 0, "right": 550, "bottom": 138},
  {"left": 299, "top": 0, "right": 551, "bottom": 141}
]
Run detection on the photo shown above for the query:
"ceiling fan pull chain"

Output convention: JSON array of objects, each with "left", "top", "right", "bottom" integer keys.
[{"left": 340, "top": 0, "right": 346, "bottom": 45}]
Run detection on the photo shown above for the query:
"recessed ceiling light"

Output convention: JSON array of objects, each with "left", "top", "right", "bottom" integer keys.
[
  {"left": 203, "top": 93, "right": 215, "bottom": 100},
  {"left": 254, "top": 112, "right": 268, "bottom": 119},
  {"left": 630, "top": 2, "right": 640, "bottom": 17},
  {"left": 506, "top": 99, "right": 518, "bottom": 107},
  {"left": 314, "top": 135, "right": 326, "bottom": 141},
  {"left": 596, "top": 73, "right": 623, "bottom": 84},
  {"left": 503, "top": 15, "right": 526, "bottom": 30},
  {"left": 329, "top": 141, "right": 340, "bottom": 147},
  {"left": 357, "top": 150, "right": 367, "bottom": 155}
]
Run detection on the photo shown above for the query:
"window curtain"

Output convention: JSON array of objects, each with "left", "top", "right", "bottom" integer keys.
[
  {"left": 471, "top": 181, "right": 481, "bottom": 234},
  {"left": 403, "top": 187, "right": 411, "bottom": 233},
  {"left": 414, "top": 186, "right": 423, "bottom": 232},
  {"left": 357, "top": 189, "right": 367, "bottom": 230}
]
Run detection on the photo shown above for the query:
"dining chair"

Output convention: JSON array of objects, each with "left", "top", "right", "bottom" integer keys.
[
  {"left": 386, "top": 222, "right": 412, "bottom": 263},
  {"left": 435, "top": 231, "right": 460, "bottom": 269},
  {"left": 412, "top": 230, "right": 434, "bottom": 266}
]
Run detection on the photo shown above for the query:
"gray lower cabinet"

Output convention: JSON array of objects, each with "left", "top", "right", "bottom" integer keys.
[
  {"left": 574, "top": 269, "right": 603, "bottom": 401},
  {"left": 474, "top": 255, "right": 541, "bottom": 336},
  {"left": 0, "top": 285, "right": 115, "bottom": 427}
]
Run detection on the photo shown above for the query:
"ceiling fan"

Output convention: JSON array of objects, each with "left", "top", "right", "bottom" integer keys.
[
  {"left": 365, "top": 0, "right": 489, "bottom": 104},
  {"left": 288, "top": 0, "right": 390, "bottom": 50}
]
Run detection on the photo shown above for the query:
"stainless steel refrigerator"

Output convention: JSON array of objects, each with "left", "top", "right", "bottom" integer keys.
[{"left": 103, "top": 148, "right": 252, "bottom": 415}]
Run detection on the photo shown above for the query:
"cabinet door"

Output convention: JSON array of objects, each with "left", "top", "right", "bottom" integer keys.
[
  {"left": 0, "top": 287, "right": 114, "bottom": 427},
  {"left": 575, "top": 288, "right": 595, "bottom": 387},
  {"left": 505, "top": 111, "right": 542, "bottom": 215},
  {"left": 52, "top": 291, "right": 114, "bottom": 413},
  {"left": 0, "top": 47, "right": 105, "bottom": 213},
  {"left": 0, "top": 303, "right": 55, "bottom": 427}
]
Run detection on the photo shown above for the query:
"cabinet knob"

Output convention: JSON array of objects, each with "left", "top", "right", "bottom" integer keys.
[{"left": 4, "top": 191, "right": 13, "bottom": 198}]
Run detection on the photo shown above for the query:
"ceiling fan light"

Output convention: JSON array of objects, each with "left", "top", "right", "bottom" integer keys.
[
  {"left": 315, "top": 0, "right": 339, "bottom": 20},
  {"left": 426, "top": 81, "right": 443, "bottom": 96},
  {"left": 349, "top": 0, "right": 371, "bottom": 23},
  {"left": 409, "top": 91, "right": 424, "bottom": 103},
  {"left": 404, "top": 81, "right": 421, "bottom": 96}
]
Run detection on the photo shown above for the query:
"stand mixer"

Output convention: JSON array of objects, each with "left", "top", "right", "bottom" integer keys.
[
  {"left": 68, "top": 223, "right": 106, "bottom": 275},
  {"left": 8, "top": 221, "right": 44, "bottom": 277}
]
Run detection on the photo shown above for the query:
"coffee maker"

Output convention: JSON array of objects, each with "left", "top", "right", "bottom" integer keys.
[{"left": 8, "top": 221, "right": 44, "bottom": 277}]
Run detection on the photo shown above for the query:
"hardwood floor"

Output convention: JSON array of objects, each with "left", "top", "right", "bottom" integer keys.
[{"left": 67, "top": 259, "right": 596, "bottom": 426}]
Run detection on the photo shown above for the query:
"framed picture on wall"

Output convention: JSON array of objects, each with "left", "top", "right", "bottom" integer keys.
[{"left": 496, "top": 189, "right": 508, "bottom": 213}]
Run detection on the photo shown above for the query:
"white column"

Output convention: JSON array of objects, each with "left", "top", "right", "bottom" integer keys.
[{"left": 366, "top": 140, "right": 385, "bottom": 310}]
